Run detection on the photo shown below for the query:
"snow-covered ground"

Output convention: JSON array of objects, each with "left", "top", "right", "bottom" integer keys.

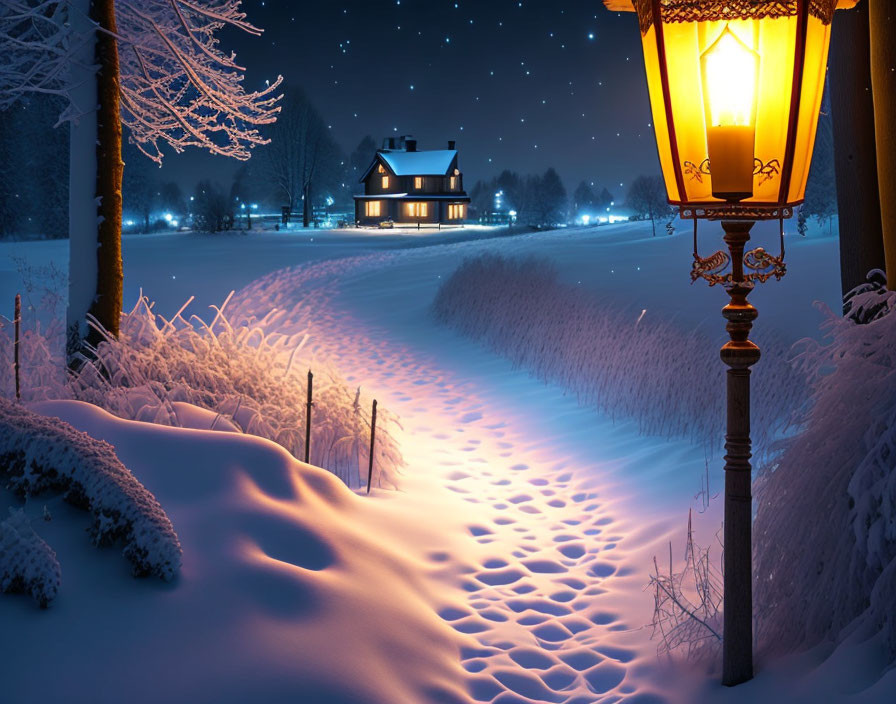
[
  {"left": 0, "top": 225, "right": 510, "bottom": 322},
  {"left": 2, "top": 221, "right": 891, "bottom": 703}
]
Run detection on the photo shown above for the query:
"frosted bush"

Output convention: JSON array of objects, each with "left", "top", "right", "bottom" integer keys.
[
  {"left": 0, "top": 292, "right": 401, "bottom": 490},
  {"left": 649, "top": 511, "right": 722, "bottom": 664},
  {"left": 754, "top": 300, "right": 896, "bottom": 659},
  {"left": 433, "top": 253, "right": 806, "bottom": 456},
  {"left": 0, "top": 509, "right": 61, "bottom": 608},
  {"left": 0, "top": 398, "right": 182, "bottom": 580}
]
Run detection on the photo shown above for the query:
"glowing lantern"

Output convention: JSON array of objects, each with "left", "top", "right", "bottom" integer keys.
[{"left": 606, "top": 0, "right": 858, "bottom": 217}]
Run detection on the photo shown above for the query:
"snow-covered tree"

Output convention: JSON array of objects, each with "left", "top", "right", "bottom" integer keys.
[{"left": 0, "top": 0, "right": 281, "bottom": 351}]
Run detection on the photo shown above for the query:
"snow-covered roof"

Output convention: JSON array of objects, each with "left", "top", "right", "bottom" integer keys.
[
  {"left": 355, "top": 193, "right": 410, "bottom": 199},
  {"left": 354, "top": 194, "right": 470, "bottom": 202},
  {"left": 378, "top": 150, "right": 457, "bottom": 177}
]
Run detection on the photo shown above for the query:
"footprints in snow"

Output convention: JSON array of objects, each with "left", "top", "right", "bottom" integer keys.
[{"left": 439, "top": 444, "right": 639, "bottom": 702}]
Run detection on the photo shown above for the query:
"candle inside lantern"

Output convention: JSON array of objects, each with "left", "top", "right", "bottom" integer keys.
[
  {"left": 707, "top": 125, "right": 755, "bottom": 198},
  {"left": 702, "top": 26, "right": 759, "bottom": 201}
]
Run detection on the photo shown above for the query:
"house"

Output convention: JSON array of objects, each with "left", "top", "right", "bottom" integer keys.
[{"left": 354, "top": 137, "right": 471, "bottom": 227}]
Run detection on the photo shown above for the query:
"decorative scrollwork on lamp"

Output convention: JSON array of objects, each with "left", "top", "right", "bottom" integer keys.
[
  {"left": 684, "top": 158, "right": 712, "bottom": 183},
  {"left": 691, "top": 249, "right": 732, "bottom": 286},
  {"left": 753, "top": 158, "right": 781, "bottom": 185},
  {"left": 743, "top": 246, "right": 787, "bottom": 283}
]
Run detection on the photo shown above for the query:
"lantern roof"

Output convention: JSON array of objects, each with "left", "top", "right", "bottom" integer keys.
[{"left": 604, "top": 0, "right": 858, "bottom": 33}]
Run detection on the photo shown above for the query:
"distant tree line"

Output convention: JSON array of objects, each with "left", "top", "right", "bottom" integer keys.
[
  {"left": 571, "top": 182, "right": 615, "bottom": 218},
  {"left": 469, "top": 168, "right": 568, "bottom": 227}
]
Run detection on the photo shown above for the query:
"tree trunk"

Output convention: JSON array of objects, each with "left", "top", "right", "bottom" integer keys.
[
  {"left": 66, "top": 0, "right": 123, "bottom": 354},
  {"left": 66, "top": 0, "right": 99, "bottom": 354},
  {"left": 89, "top": 0, "right": 123, "bottom": 342},
  {"left": 829, "top": 3, "right": 886, "bottom": 298},
  {"left": 869, "top": 0, "right": 896, "bottom": 286},
  {"left": 303, "top": 183, "right": 312, "bottom": 227}
]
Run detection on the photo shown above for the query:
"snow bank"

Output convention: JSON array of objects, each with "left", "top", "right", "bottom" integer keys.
[
  {"left": 0, "top": 400, "right": 468, "bottom": 704},
  {"left": 754, "top": 301, "right": 896, "bottom": 661},
  {"left": 0, "top": 398, "right": 182, "bottom": 580},
  {"left": 0, "top": 509, "right": 61, "bottom": 608},
  {"left": 433, "top": 253, "right": 806, "bottom": 455}
]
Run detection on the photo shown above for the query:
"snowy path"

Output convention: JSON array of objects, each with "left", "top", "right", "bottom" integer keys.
[{"left": 229, "top": 251, "right": 704, "bottom": 704}]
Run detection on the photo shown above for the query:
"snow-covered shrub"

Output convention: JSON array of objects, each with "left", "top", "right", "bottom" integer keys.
[
  {"left": 843, "top": 269, "right": 896, "bottom": 324},
  {"left": 0, "top": 509, "right": 61, "bottom": 608},
  {"left": 0, "top": 398, "right": 182, "bottom": 580},
  {"left": 754, "top": 301, "right": 896, "bottom": 659},
  {"left": 433, "top": 253, "right": 805, "bottom": 455},
  {"left": 75, "top": 296, "right": 399, "bottom": 490}
]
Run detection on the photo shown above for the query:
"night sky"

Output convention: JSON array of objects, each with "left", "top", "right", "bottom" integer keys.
[{"left": 158, "top": 1, "right": 658, "bottom": 203}]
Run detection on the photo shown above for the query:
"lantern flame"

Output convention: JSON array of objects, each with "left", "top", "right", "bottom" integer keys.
[{"left": 702, "top": 27, "right": 758, "bottom": 127}]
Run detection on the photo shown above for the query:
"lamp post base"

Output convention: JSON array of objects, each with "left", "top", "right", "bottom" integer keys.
[{"left": 719, "top": 220, "right": 760, "bottom": 687}]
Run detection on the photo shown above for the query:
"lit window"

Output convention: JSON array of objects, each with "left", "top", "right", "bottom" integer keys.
[
  {"left": 414, "top": 177, "right": 423, "bottom": 190},
  {"left": 365, "top": 201, "right": 381, "bottom": 217},
  {"left": 381, "top": 176, "right": 390, "bottom": 189},
  {"left": 406, "top": 202, "right": 428, "bottom": 218},
  {"left": 449, "top": 176, "right": 457, "bottom": 190},
  {"left": 448, "top": 204, "right": 465, "bottom": 220},
  {"left": 377, "top": 164, "right": 386, "bottom": 174}
]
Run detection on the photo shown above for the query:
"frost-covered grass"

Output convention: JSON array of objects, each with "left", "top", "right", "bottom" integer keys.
[
  {"left": 433, "top": 253, "right": 807, "bottom": 456},
  {"left": 0, "top": 294, "right": 401, "bottom": 490},
  {"left": 754, "top": 299, "right": 896, "bottom": 659},
  {"left": 0, "top": 509, "right": 61, "bottom": 608},
  {"left": 0, "top": 398, "right": 182, "bottom": 580},
  {"left": 649, "top": 511, "right": 722, "bottom": 665}
]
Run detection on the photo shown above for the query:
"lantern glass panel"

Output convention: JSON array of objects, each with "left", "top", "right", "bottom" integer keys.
[
  {"left": 638, "top": 10, "right": 832, "bottom": 210},
  {"left": 788, "top": 15, "right": 833, "bottom": 203}
]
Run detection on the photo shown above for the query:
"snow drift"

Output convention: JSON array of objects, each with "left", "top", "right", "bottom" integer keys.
[
  {"left": 0, "top": 397, "right": 182, "bottom": 580},
  {"left": 0, "top": 400, "right": 467, "bottom": 704}
]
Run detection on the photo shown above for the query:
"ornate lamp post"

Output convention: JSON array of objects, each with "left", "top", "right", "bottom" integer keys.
[{"left": 604, "top": 0, "right": 856, "bottom": 687}]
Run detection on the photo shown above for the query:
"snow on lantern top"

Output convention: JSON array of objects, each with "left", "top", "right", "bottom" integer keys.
[{"left": 604, "top": 0, "right": 858, "bottom": 219}]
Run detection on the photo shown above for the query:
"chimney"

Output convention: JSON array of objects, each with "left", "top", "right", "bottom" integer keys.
[
  {"left": 448, "top": 140, "right": 456, "bottom": 150},
  {"left": 406, "top": 139, "right": 417, "bottom": 152},
  {"left": 387, "top": 137, "right": 396, "bottom": 150},
  {"left": 398, "top": 135, "right": 406, "bottom": 150}
]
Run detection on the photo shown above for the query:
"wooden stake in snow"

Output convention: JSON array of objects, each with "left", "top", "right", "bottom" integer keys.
[
  {"left": 305, "top": 370, "right": 313, "bottom": 464},
  {"left": 14, "top": 294, "right": 21, "bottom": 400},
  {"left": 367, "top": 399, "right": 378, "bottom": 495}
]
